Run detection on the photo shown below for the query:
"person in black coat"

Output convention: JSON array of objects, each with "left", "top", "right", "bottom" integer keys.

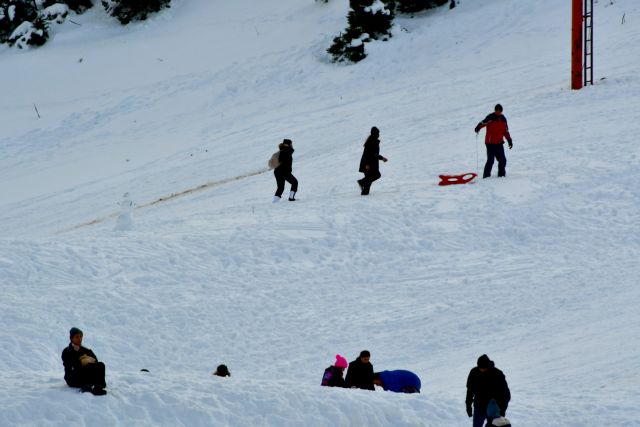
[
  {"left": 466, "top": 354, "right": 511, "bottom": 427},
  {"left": 357, "top": 127, "right": 388, "bottom": 195},
  {"left": 61, "top": 327, "right": 107, "bottom": 395},
  {"left": 345, "top": 350, "right": 375, "bottom": 390},
  {"left": 273, "top": 138, "right": 298, "bottom": 202}
]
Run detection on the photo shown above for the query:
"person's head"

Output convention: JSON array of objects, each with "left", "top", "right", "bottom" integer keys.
[
  {"left": 370, "top": 127, "right": 380, "bottom": 137},
  {"left": 282, "top": 138, "right": 293, "bottom": 146},
  {"left": 359, "top": 350, "right": 371, "bottom": 364},
  {"left": 69, "top": 327, "right": 83, "bottom": 346},
  {"left": 334, "top": 354, "right": 348, "bottom": 370},
  {"left": 214, "top": 364, "right": 230, "bottom": 377},
  {"left": 477, "top": 354, "right": 492, "bottom": 373},
  {"left": 494, "top": 104, "right": 503, "bottom": 115},
  {"left": 372, "top": 372, "right": 382, "bottom": 386}
]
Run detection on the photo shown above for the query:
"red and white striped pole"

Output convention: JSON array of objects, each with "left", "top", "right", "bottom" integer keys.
[{"left": 571, "top": 0, "right": 583, "bottom": 90}]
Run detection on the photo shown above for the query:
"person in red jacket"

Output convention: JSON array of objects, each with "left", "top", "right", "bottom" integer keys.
[{"left": 475, "top": 104, "right": 513, "bottom": 178}]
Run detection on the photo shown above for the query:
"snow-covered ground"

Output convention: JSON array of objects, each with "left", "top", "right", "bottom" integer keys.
[{"left": 1, "top": 0, "right": 639, "bottom": 425}]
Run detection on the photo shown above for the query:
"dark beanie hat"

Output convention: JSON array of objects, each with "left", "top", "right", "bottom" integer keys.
[
  {"left": 214, "top": 364, "right": 230, "bottom": 377},
  {"left": 282, "top": 139, "right": 292, "bottom": 145},
  {"left": 69, "top": 327, "right": 83, "bottom": 338},
  {"left": 370, "top": 127, "right": 379, "bottom": 135},
  {"left": 359, "top": 350, "right": 371, "bottom": 358},
  {"left": 477, "top": 354, "right": 491, "bottom": 368}
]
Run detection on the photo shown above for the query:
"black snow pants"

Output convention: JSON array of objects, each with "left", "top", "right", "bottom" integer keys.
[
  {"left": 359, "top": 170, "right": 381, "bottom": 195},
  {"left": 274, "top": 170, "right": 298, "bottom": 197},
  {"left": 483, "top": 143, "right": 507, "bottom": 178}
]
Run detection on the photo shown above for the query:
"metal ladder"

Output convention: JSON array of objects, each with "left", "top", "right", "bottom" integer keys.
[{"left": 583, "top": 0, "right": 594, "bottom": 85}]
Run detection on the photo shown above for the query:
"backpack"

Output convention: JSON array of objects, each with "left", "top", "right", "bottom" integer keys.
[
  {"left": 321, "top": 367, "right": 333, "bottom": 386},
  {"left": 268, "top": 151, "right": 280, "bottom": 170}
]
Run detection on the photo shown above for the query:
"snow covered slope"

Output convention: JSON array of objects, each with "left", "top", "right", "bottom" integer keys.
[{"left": 1, "top": 0, "right": 639, "bottom": 425}]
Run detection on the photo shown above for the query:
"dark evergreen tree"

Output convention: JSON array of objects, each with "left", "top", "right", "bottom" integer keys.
[
  {"left": 395, "top": 0, "right": 447, "bottom": 15},
  {"left": 102, "top": 0, "right": 171, "bottom": 25},
  {"left": 0, "top": 0, "right": 38, "bottom": 43},
  {"left": 63, "top": 0, "right": 94, "bottom": 14},
  {"left": 39, "top": 0, "right": 94, "bottom": 14},
  {"left": 8, "top": 15, "right": 49, "bottom": 47},
  {"left": 328, "top": 0, "right": 394, "bottom": 63},
  {"left": 327, "top": 30, "right": 366, "bottom": 63}
]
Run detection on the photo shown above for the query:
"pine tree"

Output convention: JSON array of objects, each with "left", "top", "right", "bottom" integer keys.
[
  {"left": 102, "top": 0, "right": 171, "bottom": 25},
  {"left": 395, "top": 0, "right": 447, "bottom": 15},
  {"left": 0, "top": 0, "right": 38, "bottom": 43},
  {"left": 328, "top": 0, "right": 394, "bottom": 63},
  {"left": 7, "top": 15, "right": 49, "bottom": 48},
  {"left": 62, "top": 0, "right": 94, "bottom": 14}
]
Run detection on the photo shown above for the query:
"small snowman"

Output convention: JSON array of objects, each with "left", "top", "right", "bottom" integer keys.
[{"left": 114, "top": 192, "right": 134, "bottom": 231}]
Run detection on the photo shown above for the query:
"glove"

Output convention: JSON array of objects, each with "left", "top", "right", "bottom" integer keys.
[
  {"left": 466, "top": 403, "right": 473, "bottom": 418},
  {"left": 508, "top": 140, "right": 513, "bottom": 149},
  {"left": 474, "top": 125, "right": 481, "bottom": 133}
]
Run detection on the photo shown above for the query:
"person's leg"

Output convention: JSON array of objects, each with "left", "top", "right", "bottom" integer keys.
[
  {"left": 85, "top": 362, "right": 106, "bottom": 390},
  {"left": 361, "top": 173, "right": 371, "bottom": 195},
  {"left": 274, "top": 171, "right": 285, "bottom": 198},
  {"left": 369, "top": 170, "right": 381, "bottom": 185},
  {"left": 472, "top": 404, "right": 487, "bottom": 427},
  {"left": 496, "top": 144, "right": 507, "bottom": 177},
  {"left": 362, "top": 170, "right": 381, "bottom": 195},
  {"left": 483, "top": 145, "right": 495, "bottom": 178},
  {"left": 287, "top": 174, "right": 298, "bottom": 192}
]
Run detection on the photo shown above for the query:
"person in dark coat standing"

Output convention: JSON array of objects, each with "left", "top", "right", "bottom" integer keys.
[
  {"left": 466, "top": 354, "right": 511, "bottom": 427},
  {"left": 358, "top": 127, "right": 388, "bottom": 195},
  {"left": 373, "top": 370, "right": 421, "bottom": 393},
  {"left": 345, "top": 350, "right": 375, "bottom": 390},
  {"left": 321, "top": 354, "right": 348, "bottom": 387},
  {"left": 61, "top": 327, "right": 107, "bottom": 395},
  {"left": 474, "top": 104, "right": 513, "bottom": 178},
  {"left": 273, "top": 138, "right": 298, "bottom": 203}
]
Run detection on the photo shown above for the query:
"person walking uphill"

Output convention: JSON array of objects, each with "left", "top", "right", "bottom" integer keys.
[
  {"left": 474, "top": 104, "right": 513, "bottom": 178},
  {"left": 466, "top": 354, "right": 511, "bottom": 427},
  {"left": 358, "top": 127, "right": 388, "bottom": 195},
  {"left": 345, "top": 350, "right": 375, "bottom": 390},
  {"left": 272, "top": 138, "right": 298, "bottom": 203},
  {"left": 61, "top": 327, "right": 107, "bottom": 396}
]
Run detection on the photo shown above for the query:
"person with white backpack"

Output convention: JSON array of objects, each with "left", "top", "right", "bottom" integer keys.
[{"left": 269, "top": 138, "right": 298, "bottom": 203}]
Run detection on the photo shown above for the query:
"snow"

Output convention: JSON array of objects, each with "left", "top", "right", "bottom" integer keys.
[
  {"left": 1, "top": 0, "right": 639, "bottom": 425},
  {"left": 365, "top": 1, "right": 391, "bottom": 16}
]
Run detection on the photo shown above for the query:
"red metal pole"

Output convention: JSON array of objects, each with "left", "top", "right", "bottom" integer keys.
[{"left": 571, "top": 0, "right": 583, "bottom": 90}]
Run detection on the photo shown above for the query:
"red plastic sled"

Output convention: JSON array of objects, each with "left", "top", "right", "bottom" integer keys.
[{"left": 438, "top": 172, "right": 477, "bottom": 186}]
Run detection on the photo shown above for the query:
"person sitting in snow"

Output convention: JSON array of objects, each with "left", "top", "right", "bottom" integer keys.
[
  {"left": 213, "top": 364, "right": 230, "bottom": 377},
  {"left": 321, "top": 354, "right": 348, "bottom": 387},
  {"left": 466, "top": 354, "right": 511, "bottom": 427},
  {"left": 345, "top": 350, "right": 375, "bottom": 390},
  {"left": 272, "top": 138, "right": 298, "bottom": 203},
  {"left": 372, "top": 370, "right": 421, "bottom": 393},
  {"left": 61, "top": 327, "right": 107, "bottom": 395}
]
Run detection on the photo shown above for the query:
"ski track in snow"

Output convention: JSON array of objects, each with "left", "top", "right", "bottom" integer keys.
[{"left": 1, "top": 0, "right": 640, "bottom": 425}]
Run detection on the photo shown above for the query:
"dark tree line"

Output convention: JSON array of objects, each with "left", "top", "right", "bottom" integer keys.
[{"left": 1, "top": 0, "right": 171, "bottom": 48}]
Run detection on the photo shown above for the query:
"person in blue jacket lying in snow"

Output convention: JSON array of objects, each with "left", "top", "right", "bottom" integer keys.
[{"left": 372, "top": 370, "right": 421, "bottom": 393}]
